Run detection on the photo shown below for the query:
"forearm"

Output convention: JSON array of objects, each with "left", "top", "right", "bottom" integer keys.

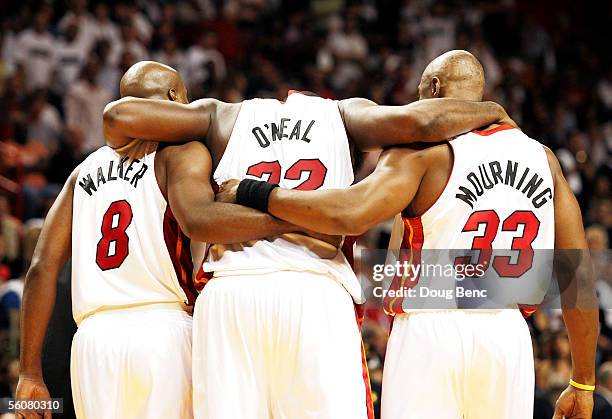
[
  {"left": 346, "top": 98, "right": 510, "bottom": 150},
  {"left": 183, "top": 202, "right": 295, "bottom": 244},
  {"left": 562, "top": 308, "right": 598, "bottom": 384},
  {"left": 19, "top": 266, "right": 58, "bottom": 377},
  {"left": 558, "top": 249, "right": 599, "bottom": 385},
  {"left": 410, "top": 99, "right": 506, "bottom": 141},
  {"left": 268, "top": 188, "right": 368, "bottom": 235},
  {"left": 103, "top": 97, "right": 211, "bottom": 148}
]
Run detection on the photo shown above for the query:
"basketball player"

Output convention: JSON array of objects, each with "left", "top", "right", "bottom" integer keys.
[
  {"left": 15, "top": 62, "right": 308, "bottom": 419},
  {"left": 102, "top": 69, "right": 514, "bottom": 419},
  {"left": 216, "top": 51, "right": 598, "bottom": 419}
]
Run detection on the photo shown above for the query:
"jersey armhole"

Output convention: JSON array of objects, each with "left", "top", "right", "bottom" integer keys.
[
  {"left": 403, "top": 141, "right": 455, "bottom": 219},
  {"left": 334, "top": 100, "right": 357, "bottom": 181},
  {"left": 213, "top": 101, "right": 249, "bottom": 180},
  {"left": 152, "top": 150, "right": 168, "bottom": 203}
]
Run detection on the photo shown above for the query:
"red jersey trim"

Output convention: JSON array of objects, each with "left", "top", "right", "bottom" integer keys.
[
  {"left": 163, "top": 207, "right": 198, "bottom": 305},
  {"left": 471, "top": 124, "right": 514, "bottom": 136},
  {"left": 353, "top": 304, "right": 375, "bottom": 419},
  {"left": 383, "top": 217, "right": 424, "bottom": 314}
]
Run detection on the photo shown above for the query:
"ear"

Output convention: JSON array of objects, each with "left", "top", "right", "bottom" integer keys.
[
  {"left": 431, "top": 76, "right": 441, "bottom": 98},
  {"left": 168, "top": 88, "right": 178, "bottom": 101}
]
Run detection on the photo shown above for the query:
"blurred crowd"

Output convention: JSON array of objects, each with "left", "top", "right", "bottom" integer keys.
[{"left": 0, "top": 0, "right": 610, "bottom": 417}]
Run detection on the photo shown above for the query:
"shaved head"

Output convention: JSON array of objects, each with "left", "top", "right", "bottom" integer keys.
[
  {"left": 418, "top": 50, "right": 485, "bottom": 101},
  {"left": 120, "top": 61, "right": 188, "bottom": 103}
]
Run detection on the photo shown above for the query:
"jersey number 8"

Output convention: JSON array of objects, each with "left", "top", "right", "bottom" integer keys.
[{"left": 96, "top": 200, "right": 133, "bottom": 271}]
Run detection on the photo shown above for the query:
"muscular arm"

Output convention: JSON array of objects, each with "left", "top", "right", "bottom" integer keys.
[
  {"left": 547, "top": 147, "right": 598, "bottom": 386},
  {"left": 339, "top": 98, "right": 513, "bottom": 150},
  {"left": 164, "top": 142, "right": 294, "bottom": 244},
  {"left": 103, "top": 97, "right": 215, "bottom": 148},
  {"left": 267, "top": 147, "right": 427, "bottom": 235},
  {"left": 20, "top": 170, "right": 75, "bottom": 379}
]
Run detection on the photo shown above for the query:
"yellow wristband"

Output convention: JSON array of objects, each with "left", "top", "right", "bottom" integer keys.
[{"left": 569, "top": 379, "right": 595, "bottom": 391}]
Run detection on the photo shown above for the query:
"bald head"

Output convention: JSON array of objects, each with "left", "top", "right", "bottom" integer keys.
[
  {"left": 120, "top": 61, "right": 188, "bottom": 103},
  {"left": 418, "top": 50, "right": 485, "bottom": 101}
]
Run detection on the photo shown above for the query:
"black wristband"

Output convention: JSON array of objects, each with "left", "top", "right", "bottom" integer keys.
[{"left": 236, "top": 179, "right": 279, "bottom": 212}]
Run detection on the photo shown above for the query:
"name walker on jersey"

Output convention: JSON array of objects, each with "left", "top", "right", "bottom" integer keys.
[{"left": 78, "top": 157, "right": 148, "bottom": 196}]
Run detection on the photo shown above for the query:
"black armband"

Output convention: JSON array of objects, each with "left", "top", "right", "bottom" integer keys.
[{"left": 236, "top": 179, "right": 279, "bottom": 212}]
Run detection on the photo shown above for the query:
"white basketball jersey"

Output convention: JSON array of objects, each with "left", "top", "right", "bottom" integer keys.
[
  {"left": 385, "top": 125, "right": 555, "bottom": 314},
  {"left": 203, "top": 92, "right": 363, "bottom": 302},
  {"left": 72, "top": 147, "right": 203, "bottom": 325}
]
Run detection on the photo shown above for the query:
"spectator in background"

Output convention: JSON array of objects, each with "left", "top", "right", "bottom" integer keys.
[
  {"left": 113, "top": 23, "right": 148, "bottom": 65},
  {"left": 90, "top": 2, "right": 121, "bottom": 51},
  {"left": 0, "top": 236, "right": 22, "bottom": 358},
  {"left": 116, "top": 2, "right": 153, "bottom": 45},
  {"left": 46, "top": 125, "right": 87, "bottom": 186},
  {"left": 154, "top": 37, "right": 184, "bottom": 74},
  {"left": 14, "top": 6, "right": 56, "bottom": 92},
  {"left": 595, "top": 362, "right": 612, "bottom": 418},
  {"left": 184, "top": 31, "right": 226, "bottom": 97},
  {"left": 326, "top": 15, "right": 368, "bottom": 91},
  {"left": 151, "top": 4, "right": 178, "bottom": 51},
  {"left": 0, "top": 196, "right": 20, "bottom": 277},
  {"left": 51, "top": 21, "right": 88, "bottom": 108},
  {"left": 93, "top": 39, "right": 121, "bottom": 97},
  {"left": 420, "top": 1, "right": 456, "bottom": 63},
  {"left": 64, "top": 59, "right": 112, "bottom": 153},
  {"left": 58, "top": 0, "right": 95, "bottom": 53},
  {"left": 26, "top": 89, "right": 62, "bottom": 153},
  {"left": 589, "top": 225, "right": 612, "bottom": 361}
]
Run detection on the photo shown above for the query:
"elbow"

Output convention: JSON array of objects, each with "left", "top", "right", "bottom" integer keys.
[
  {"left": 23, "top": 261, "right": 46, "bottom": 288},
  {"left": 402, "top": 108, "right": 435, "bottom": 141},
  {"left": 180, "top": 218, "right": 203, "bottom": 241},
  {"left": 103, "top": 101, "right": 129, "bottom": 147},
  {"left": 332, "top": 212, "right": 370, "bottom": 236},
  {"left": 103, "top": 101, "right": 121, "bottom": 127},
  {"left": 180, "top": 216, "right": 216, "bottom": 243}
]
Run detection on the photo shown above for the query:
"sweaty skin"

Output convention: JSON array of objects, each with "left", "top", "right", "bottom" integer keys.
[
  {"left": 218, "top": 50, "right": 598, "bottom": 419},
  {"left": 103, "top": 64, "right": 516, "bottom": 166}
]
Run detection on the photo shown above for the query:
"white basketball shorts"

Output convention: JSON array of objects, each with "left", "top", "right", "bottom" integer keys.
[
  {"left": 381, "top": 309, "right": 534, "bottom": 419},
  {"left": 70, "top": 304, "right": 193, "bottom": 419},
  {"left": 192, "top": 271, "right": 373, "bottom": 419}
]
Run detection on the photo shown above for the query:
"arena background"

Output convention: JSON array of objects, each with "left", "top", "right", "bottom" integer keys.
[{"left": 0, "top": 0, "right": 610, "bottom": 418}]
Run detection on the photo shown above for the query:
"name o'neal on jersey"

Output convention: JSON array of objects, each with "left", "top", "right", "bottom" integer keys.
[
  {"left": 78, "top": 157, "right": 148, "bottom": 196},
  {"left": 455, "top": 159, "right": 553, "bottom": 209},
  {"left": 251, "top": 118, "right": 316, "bottom": 148}
]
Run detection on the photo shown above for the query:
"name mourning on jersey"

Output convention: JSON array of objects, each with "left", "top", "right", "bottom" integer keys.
[
  {"left": 252, "top": 118, "right": 316, "bottom": 148},
  {"left": 78, "top": 157, "right": 148, "bottom": 196},
  {"left": 456, "top": 160, "right": 552, "bottom": 209}
]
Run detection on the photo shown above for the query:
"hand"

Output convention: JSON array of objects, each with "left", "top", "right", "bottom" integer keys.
[
  {"left": 216, "top": 179, "right": 240, "bottom": 204},
  {"left": 15, "top": 374, "right": 52, "bottom": 419},
  {"left": 495, "top": 103, "right": 518, "bottom": 128},
  {"left": 281, "top": 231, "right": 342, "bottom": 259},
  {"left": 553, "top": 385, "right": 593, "bottom": 419},
  {"left": 302, "top": 229, "right": 343, "bottom": 249}
]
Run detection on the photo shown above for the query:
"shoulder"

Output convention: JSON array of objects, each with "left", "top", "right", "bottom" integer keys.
[
  {"left": 192, "top": 98, "right": 240, "bottom": 113},
  {"left": 158, "top": 141, "right": 212, "bottom": 169},
  {"left": 381, "top": 142, "right": 449, "bottom": 163},
  {"left": 542, "top": 145, "right": 562, "bottom": 180},
  {"left": 338, "top": 97, "right": 377, "bottom": 115},
  {"left": 159, "top": 140, "right": 211, "bottom": 158}
]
